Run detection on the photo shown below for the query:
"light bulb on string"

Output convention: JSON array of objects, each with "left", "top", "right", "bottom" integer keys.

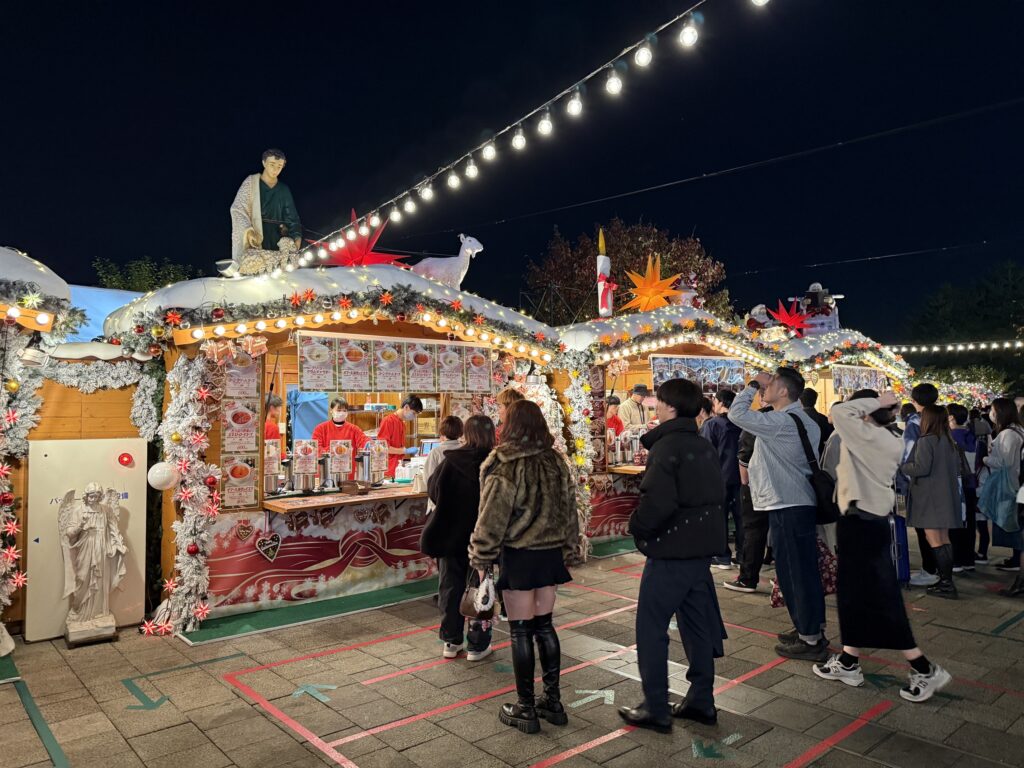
[
  {"left": 679, "top": 19, "right": 698, "bottom": 47},
  {"left": 567, "top": 88, "right": 583, "bottom": 116},
  {"left": 634, "top": 44, "right": 653, "bottom": 67},
  {"left": 511, "top": 125, "right": 527, "bottom": 151},
  {"left": 419, "top": 184, "right": 435, "bottom": 201},
  {"left": 368, "top": 212, "right": 381, "bottom": 227},
  {"left": 317, "top": 247, "right": 327, "bottom": 259},
  {"left": 751, "top": 0, "right": 769, "bottom": 5},
  {"left": 465, "top": 156, "right": 479, "bottom": 178},
  {"left": 328, "top": 241, "right": 338, "bottom": 252},
  {"left": 482, "top": 142, "right": 497, "bottom": 161},
  {"left": 346, "top": 229, "right": 357, "bottom": 241},
  {"left": 537, "top": 110, "right": 553, "bottom": 136},
  {"left": 357, "top": 222, "right": 369, "bottom": 236},
  {"left": 605, "top": 68, "right": 623, "bottom": 95},
  {"left": 390, "top": 206, "right": 402, "bottom": 222},
  {"left": 403, "top": 197, "right": 417, "bottom": 214},
  {"left": 446, "top": 170, "right": 461, "bottom": 189}
]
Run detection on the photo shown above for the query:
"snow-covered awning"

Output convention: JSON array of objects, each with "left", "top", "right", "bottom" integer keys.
[
  {"left": 779, "top": 329, "right": 910, "bottom": 380},
  {"left": 0, "top": 246, "right": 71, "bottom": 302},
  {"left": 557, "top": 303, "right": 722, "bottom": 352}
]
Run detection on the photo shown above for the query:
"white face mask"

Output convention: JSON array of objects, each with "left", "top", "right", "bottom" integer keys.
[
  {"left": 332, "top": 411, "right": 348, "bottom": 424},
  {"left": 402, "top": 408, "right": 417, "bottom": 421}
]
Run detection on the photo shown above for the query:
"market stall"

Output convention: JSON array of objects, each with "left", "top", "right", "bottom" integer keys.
[{"left": 104, "top": 261, "right": 566, "bottom": 631}]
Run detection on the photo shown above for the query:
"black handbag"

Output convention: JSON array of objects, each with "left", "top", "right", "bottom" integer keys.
[{"left": 788, "top": 413, "right": 841, "bottom": 524}]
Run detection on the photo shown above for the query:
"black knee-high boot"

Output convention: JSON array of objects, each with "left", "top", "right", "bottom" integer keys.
[
  {"left": 928, "top": 543, "right": 958, "bottom": 599},
  {"left": 533, "top": 613, "right": 568, "bottom": 725},
  {"left": 500, "top": 619, "right": 540, "bottom": 733}
]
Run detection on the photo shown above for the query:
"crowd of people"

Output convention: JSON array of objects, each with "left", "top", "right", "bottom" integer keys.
[{"left": 415, "top": 370, "right": 1023, "bottom": 737}]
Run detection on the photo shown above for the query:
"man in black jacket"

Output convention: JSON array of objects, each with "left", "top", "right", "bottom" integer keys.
[
  {"left": 800, "top": 388, "right": 833, "bottom": 455},
  {"left": 619, "top": 378, "right": 727, "bottom": 733}
]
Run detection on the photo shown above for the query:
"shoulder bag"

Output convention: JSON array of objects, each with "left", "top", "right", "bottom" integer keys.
[{"left": 788, "top": 413, "right": 841, "bottom": 524}]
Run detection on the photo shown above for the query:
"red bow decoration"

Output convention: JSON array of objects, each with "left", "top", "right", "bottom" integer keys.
[{"left": 597, "top": 273, "right": 617, "bottom": 312}]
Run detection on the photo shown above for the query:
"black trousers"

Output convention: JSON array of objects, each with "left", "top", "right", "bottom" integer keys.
[
  {"left": 436, "top": 553, "right": 491, "bottom": 651},
  {"left": 738, "top": 486, "right": 769, "bottom": 585},
  {"left": 950, "top": 488, "right": 978, "bottom": 568},
  {"left": 636, "top": 558, "right": 723, "bottom": 720},
  {"left": 723, "top": 483, "right": 744, "bottom": 559}
]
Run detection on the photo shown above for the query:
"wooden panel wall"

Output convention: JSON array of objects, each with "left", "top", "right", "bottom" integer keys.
[{"left": 1, "top": 379, "right": 141, "bottom": 624}]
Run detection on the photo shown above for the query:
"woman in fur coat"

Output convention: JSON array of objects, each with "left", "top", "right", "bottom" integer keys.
[{"left": 469, "top": 400, "right": 578, "bottom": 734}]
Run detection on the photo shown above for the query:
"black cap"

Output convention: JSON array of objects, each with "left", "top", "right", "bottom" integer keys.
[{"left": 632, "top": 384, "right": 651, "bottom": 396}]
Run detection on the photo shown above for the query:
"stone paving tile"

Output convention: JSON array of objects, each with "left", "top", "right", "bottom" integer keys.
[
  {"left": 128, "top": 721, "right": 213, "bottom": 761},
  {"left": 60, "top": 729, "right": 137, "bottom": 765},
  {"left": 803, "top": 712, "right": 890, "bottom": 755},
  {"left": 878, "top": 701, "right": 966, "bottom": 743},
  {"left": 868, "top": 732, "right": 962, "bottom": 767},
  {"left": 400, "top": 732, "right": 518, "bottom": 768},
  {"left": 945, "top": 722, "right": 1024, "bottom": 766},
  {"left": 0, "top": 722, "right": 50, "bottom": 768},
  {"left": 143, "top": 741, "right": 232, "bottom": 768},
  {"left": 748, "top": 696, "right": 832, "bottom": 733},
  {"left": 98, "top": 695, "right": 192, "bottom": 739}
]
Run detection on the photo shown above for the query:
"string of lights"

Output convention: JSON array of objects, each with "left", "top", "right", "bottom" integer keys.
[
  {"left": 889, "top": 341, "right": 1023, "bottom": 354},
  {"left": 293, "top": 0, "right": 774, "bottom": 267}
]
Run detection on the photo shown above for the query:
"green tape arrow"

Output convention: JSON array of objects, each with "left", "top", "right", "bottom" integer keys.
[
  {"left": 692, "top": 733, "right": 742, "bottom": 759},
  {"left": 291, "top": 683, "right": 337, "bottom": 703},
  {"left": 863, "top": 672, "right": 902, "bottom": 690},
  {"left": 570, "top": 689, "right": 615, "bottom": 708},
  {"left": 123, "top": 678, "right": 169, "bottom": 710}
]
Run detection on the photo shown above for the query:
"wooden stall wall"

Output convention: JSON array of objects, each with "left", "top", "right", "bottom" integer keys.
[{"left": 1, "top": 379, "right": 141, "bottom": 624}]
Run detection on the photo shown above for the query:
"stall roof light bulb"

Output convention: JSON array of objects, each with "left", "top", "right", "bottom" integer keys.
[
  {"left": 505, "top": 341, "right": 513, "bottom": 349},
  {"left": 567, "top": 89, "right": 583, "bottom": 116},
  {"left": 511, "top": 126, "right": 526, "bottom": 151},
  {"left": 357, "top": 223, "right": 369, "bottom": 236},
  {"left": 35, "top": 312, "right": 50, "bottom": 324},
  {"left": 255, "top": 321, "right": 266, "bottom": 331},
  {"left": 313, "top": 314, "right": 324, "bottom": 323},
  {"left": 634, "top": 44, "right": 653, "bottom": 67},
  {"left": 368, "top": 212, "right": 381, "bottom": 227},
  {"left": 345, "top": 229, "right": 357, "bottom": 240},
  {"left": 679, "top": 21, "right": 698, "bottom": 47},
  {"left": 543, "top": 353, "right": 552, "bottom": 362},
  {"left": 482, "top": 142, "right": 497, "bottom": 161},
  {"left": 214, "top": 325, "right": 226, "bottom": 336},
  {"left": 275, "top": 319, "right": 287, "bottom": 328},
  {"left": 191, "top": 328, "right": 205, "bottom": 339},
  {"left": 446, "top": 171, "right": 461, "bottom": 189},
  {"left": 437, "top": 318, "right": 447, "bottom": 327},
  {"left": 605, "top": 69, "right": 623, "bottom": 95},
  {"left": 537, "top": 111, "right": 553, "bottom": 136},
  {"left": 347, "top": 309, "right": 359, "bottom": 319},
  {"left": 465, "top": 157, "right": 478, "bottom": 178},
  {"left": 403, "top": 197, "right": 417, "bottom": 213},
  {"left": 390, "top": 206, "right": 402, "bottom": 222},
  {"left": 330, "top": 311, "right": 341, "bottom": 321},
  {"left": 419, "top": 184, "right": 434, "bottom": 201},
  {"left": 7, "top": 307, "right": 21, "bottom": 319},
  {"left": 294, "top": 316, "right": 305, "bottom": 326},
  {"left": 479, "top": 332, "right": 489, "bottom": 341}
]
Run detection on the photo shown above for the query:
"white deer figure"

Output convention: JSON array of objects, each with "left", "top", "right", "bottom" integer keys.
[{"left": 410, "top": 234, "right": 483, "bottom": 289}]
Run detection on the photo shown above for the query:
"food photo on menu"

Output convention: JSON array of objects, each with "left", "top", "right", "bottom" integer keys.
[
  {"left": 222, "top": 454, "right": 257, "bottom": 508},
  {"left": 222, "top": 399, "right": 259, "bottom": 452},
  {"left": 299, "top": 335, "right": 337, "bottom": 390},
  {"left": 337, "top": 339, "right": 371, "bottom": 389},
  {"left": 225, "top": 348, "right": 258, "bottom": 397},
  {"left": 373, "top": 340, "right": 405, "bottom": 389}
]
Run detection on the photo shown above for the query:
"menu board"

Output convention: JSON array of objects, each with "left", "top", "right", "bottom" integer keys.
[
  {"left": 372, "top": 340, "right": 405, "bottom": 390},
  {"left": 437, "top": 344, "right": 464, "bottom": 390},
  {"left": 328, "top": 440, "right": 353, "bottom": 476},
  {"left": 225, "top": 350, "right": 259, "bottom": 397},
  {"left": 406, "top": 343, "right": 437, "bottom": 390},
  {"left": 222, "top": 454, "right": 258, "bottom": 508},
  {"left": 221, "top": 399, "right": 259, "bottom": 453},
  {"left": 292, "top": 439, "right": 318, "bottom": 474},
  {"left": 299, "top": 335, "right": 337, "bottom": 391},
  {"left": 337, "top": 339, "right": 372, "bottom": 390},
  {"left": 368, "top": 440, "right": 389, "bottom": 473},
  {"left": 650, "top": 355, "right": 744, "bottom": 394},
  {"left": 264, "top": 439, "right": 281, "bottom": 475},
  {"left": 466, "top": 347, "right": 492, "bottom": 392}
]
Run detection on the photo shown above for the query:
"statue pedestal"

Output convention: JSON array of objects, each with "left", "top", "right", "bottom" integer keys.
[{"left": 66, "top": 613, "right": 117, "bottom": 647}]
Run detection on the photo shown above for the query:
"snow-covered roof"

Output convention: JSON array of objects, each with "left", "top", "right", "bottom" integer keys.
[
  {"left": 556, "top": 300, "right": 722, "bottom": 352},
  {"left": 0, "top": 246, "right": 71, "bottom": 301},
  {"left": 780, "top": 329, "right": 874, "bottom": 361},
  {"left": 48, "top": 341, "right": 153, "bottom": 362},
  {"left": 103, "top": 265, "right": 556, "bottom": 340}
]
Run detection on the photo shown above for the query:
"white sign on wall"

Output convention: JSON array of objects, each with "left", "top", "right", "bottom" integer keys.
[{"left": 25, "top": 438, "right": 148, "bottom": 642}]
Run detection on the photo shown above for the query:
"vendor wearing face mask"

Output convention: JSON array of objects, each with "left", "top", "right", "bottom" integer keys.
[
  {"left": 377, "top": 395, "right": 424, "bottom": 477},
  {"left": 312, "top": 398, "right": 368, "bottom": 478}
]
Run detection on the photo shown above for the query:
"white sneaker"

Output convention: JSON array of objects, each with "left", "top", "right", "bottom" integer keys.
[
  {"left": 442, "top": 642, "right": 464, "bottom": 659},
  {"left": 909, "top": 570, "right": 939, "bottom": 587},
  {"left": 466, "top": 646, "right": 493, "bottom": 662},
  {"left": 899, "top": 663, "right": 952, "bottom": 702},
  {"left": 813, "top": 654, "right": 865, "bottom": 687}
]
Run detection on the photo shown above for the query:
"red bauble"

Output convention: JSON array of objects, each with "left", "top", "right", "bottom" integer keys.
[
  {"left": 186, "top": 542, "right": 200, "bottom": 556},
  {"left": 395, "top": 313, "right": 406, "bottom": 322},
  {"left": 583, "top": 409, "right": 591, "bottom": 417},
  {"left": 4, "top": 317, "right": 17, "bottom": 327},
  {"left": 110, "top": 337, "right": 122, "bottom": 345},
  {"left": 148, "top": 344, "right": 162, "bottom": 356},
  {"left": 211, "top": 307, "right": 225, "bottom": 321},
  {"left": 134, "top": 325, "right": 145, "bottom": 335},
  {"left": 0, "top": 492, "right": 13, "bottom": 506},
  {"left": 204, "top": 475, "right": 219, "bottom": 488}
]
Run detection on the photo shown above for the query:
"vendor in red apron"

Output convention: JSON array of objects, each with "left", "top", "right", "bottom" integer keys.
[
  {"left": 312, "top": 398, "right": 368, "bottom": 479},
  {"left": 377, "top": 395, "right": 423, "bottom": 477}
]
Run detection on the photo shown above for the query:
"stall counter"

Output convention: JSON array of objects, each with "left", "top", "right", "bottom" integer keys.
[
  {"left": 263, "top": 485, "right": 427, "bottom": 514},
  {"left": 607, "top": 464, "right": 645, "bottom": 476}
]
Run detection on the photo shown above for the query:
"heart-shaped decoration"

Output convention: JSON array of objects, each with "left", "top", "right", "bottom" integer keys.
[
  {"left": 255, "top": 533, "right": 281, "bottom": 562},
  {"left": 235, "top": 520, "right": 255, "bottom": 541}
]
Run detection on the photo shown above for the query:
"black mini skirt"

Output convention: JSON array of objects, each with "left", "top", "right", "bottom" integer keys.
[{"left": 495, "top": 546, "right": 572, "bottom": 591}]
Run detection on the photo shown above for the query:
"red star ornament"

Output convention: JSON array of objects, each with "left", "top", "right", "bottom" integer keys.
[
  {"left": 416, "top": 304, "right": 426, "bottom": 314},
  {"left": 338, "top": 296, "right": 353, "bottom": 310},
  {"left": 164, "top": 311, "right": 182, "bottom": 326},
  {"left": 558, "top": 343, "right": 567, "bottom": 353},
  {"left": 8, "top": 571, "right": 26, "bottom": 589},
  {"left": 533, "top": 331, "right": 546, "bottom": 342},
  {"left": 473, "top": 314, "right": 485, "bottom": 326},
  {"left": 141, "top": 620, "right": 158, "bottom": 636},
  {"left": 196, "top": 385, "right": 212, "bottom": 401},
  {"left": 2, "top": 519, "right": 19, "bottom": 536},
  {"left": 767, "top": 300, "right": 811, "bottom": 338},
  {"left": 450, "top": 299, "right": 463, "bottom": 312},
  {"left": 302, "top": 288, "right": 316, "bottom": 304},
  {"left": 163, "top": 578, "right": 178, "bottom": 593},
  {"left": 327, "top": 209, "right": 408, "bottom": 267},
  {"left": 193, "top": 602, "right": 211, "bottom": 621},
  {"left": 290, "top": 291, "right": 303, "bottom": 308},
  {"left": 157, "top": 621, "right": 175, "bottom": 636},
  {"left": 379, "top": 291, "right": 394, "bottom": 306},
  {"left": 2, "top": 544, "right": 20, "bottom": 562}
]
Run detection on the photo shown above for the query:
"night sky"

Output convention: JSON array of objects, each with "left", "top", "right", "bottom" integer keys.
[{"left": 5, "top": 1, "right": 1023, "bottom": 340}]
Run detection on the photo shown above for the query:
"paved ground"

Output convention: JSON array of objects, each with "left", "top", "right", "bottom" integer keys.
[{"left": 4, "top": 550, "right": 1024, "bottom": 768}]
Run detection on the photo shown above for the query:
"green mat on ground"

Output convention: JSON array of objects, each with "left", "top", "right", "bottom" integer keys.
[
  {"left": 183, "top": 576, "right": 439, "bottom": 644},
  {"left": 590, "top": 537, "right": 637, "bottom": 558},
  {"left": 0, "top": 653, "right": 19, "bottom": 684}
]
